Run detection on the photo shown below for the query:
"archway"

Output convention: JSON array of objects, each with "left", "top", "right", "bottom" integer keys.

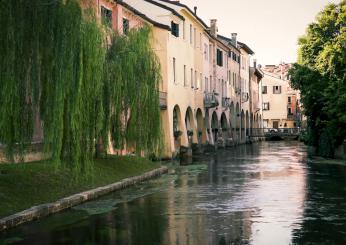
[
  {"left": 236, "top": 103, "right": 240, "bottom": 143},
  {"left": 241, "top": 110, "right": 245, "bottom": 142},
  {"left": 196, "top": 108, "right": 205, "bottom": 145},
  {"left": 246, "top": 111, "right": 249, "bottom": 138},
  {"left": 211, "top": 111, "right": 219, "bottom": 144},
  {"left": 173, "top": 105, "right": 184, "bottom": 149},
  {"left": 185, "top": 107, "right": 195, "bottom": 146}
]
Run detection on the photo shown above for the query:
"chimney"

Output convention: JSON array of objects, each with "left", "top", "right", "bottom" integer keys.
[
  {"left": 253, "top": 59, "right": 257, "bottom": 68},
  {"left": 210, "top": 19, "right": 218, "bottom": 37},
  {"left": 194, "top": 6, "right": 197, "bottom": 15},
  {"left": 231, "top": 33, "right": 237, "bottom": 46}
]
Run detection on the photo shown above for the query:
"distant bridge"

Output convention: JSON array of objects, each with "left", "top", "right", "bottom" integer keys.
[{"left": 249, "top": 128, "right": 301, "bottom": 140}]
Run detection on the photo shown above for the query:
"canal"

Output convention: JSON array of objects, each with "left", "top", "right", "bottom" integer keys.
[{"left": 2, "top": 141, "right": 346, "bottom": 244}]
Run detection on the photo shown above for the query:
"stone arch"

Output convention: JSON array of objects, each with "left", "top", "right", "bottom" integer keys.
[
  {"left": 246, "top": 110, "right": 250, "bottom": 138},
  {"left": 235, "top": 102, "right": 240, "bottom": 143},
  {"left": 196, "top": 108, "right": 206, "bottom": 144},
  {"left": 241, "top": 110, "right": 245, "bottom": 142},
  {"left": 185, "top": 106, "right": 196, "bottom": 145},
  {"left": 173, "top": 105, "right": 184, "bottom": 149},
  {"left": 221, "top": 112, "right": 228, "bottom": 131},
  {"left": 211, "top": 111, "right": 219, "bottom": 143}
]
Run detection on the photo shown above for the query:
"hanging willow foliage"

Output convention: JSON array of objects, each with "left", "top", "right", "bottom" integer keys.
[
  {"left": 0, "top": 0, "right": 162, "bottom": 171},
  {"left": 103, "top": 26, "right": 162, "bottom": 156},
  {"left": 0, "top": 0, "right": 105, "bottom": 171}
]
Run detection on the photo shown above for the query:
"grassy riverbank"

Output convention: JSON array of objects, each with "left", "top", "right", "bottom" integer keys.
[{"left": 0, "top": 156, "right": 160, "bottom": 218}]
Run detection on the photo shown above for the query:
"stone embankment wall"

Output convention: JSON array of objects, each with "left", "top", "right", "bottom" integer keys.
[{"left": 0, "top": 166, "right": 168, "bottom": 231}]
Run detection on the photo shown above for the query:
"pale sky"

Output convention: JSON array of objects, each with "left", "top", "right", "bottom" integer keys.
[{"left": 180, "top": 0, "right": 340, "bottom": 65}]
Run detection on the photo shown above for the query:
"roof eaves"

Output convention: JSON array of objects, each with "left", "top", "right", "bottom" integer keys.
[
  {"left": 238, "top": 41, "right": 255, "bottom": 55},
  {"left": 217, "top": 34, "right": 240, "bottom": 52},
  {"left": 155, "top": 0, "right": 209, "bottom": 29},
  {"left": 116, "top": 0, "right": 171, "bottom": 31},
  {"left": 143, "top": 0, "right": 185, "bottom": 21}
]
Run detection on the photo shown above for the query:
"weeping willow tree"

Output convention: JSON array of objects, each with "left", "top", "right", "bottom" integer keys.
[
  {"left": 0, "top": 0, "right": 105, "bottom": 172},
  {"left": 0, "top": 0, "right": 162, "bottom": 171},
  {"left": 103, "top": 26, "right": 162, "bottom": 157}
]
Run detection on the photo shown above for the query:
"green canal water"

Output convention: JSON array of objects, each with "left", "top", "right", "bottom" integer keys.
[{"left": 1, "top": 141, "right": 346, "bottom": 244}]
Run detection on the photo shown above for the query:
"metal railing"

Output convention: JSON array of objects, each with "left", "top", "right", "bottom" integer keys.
[
  {"left": 287, "top": 114, "right": 296, "bottom": 120},
  {"left": 204, "top": 92, "right": 219, "bottom": 108},
  {"left": 222, "top": 97, "right": 230, "bottom": 108},
  {"left": 250, "top": 128, "right": 301, "bottom": 138}
]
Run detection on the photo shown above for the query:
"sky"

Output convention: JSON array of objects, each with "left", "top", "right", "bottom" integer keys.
[{"left": 180, "top": 0, "right": 341, "bottom": 65}]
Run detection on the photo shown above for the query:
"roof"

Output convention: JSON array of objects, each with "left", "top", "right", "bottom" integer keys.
[
  {"left": 142, "top": 0, "right": 185, "bottom": 21},
  {"left": 217, "top": 34, "right": 240, "bottom": 52},
  {"left": 237, "top": 41, "right": 255, "bottom": 55},
  {"left": 116, "top": 0, "right": 171, "bottom": 30},
  {"left": 155, "top": 0, "right": 209, "bottom": 29},
  {"left": 250, "top": 67, "right": 264, "bottom": 80}
]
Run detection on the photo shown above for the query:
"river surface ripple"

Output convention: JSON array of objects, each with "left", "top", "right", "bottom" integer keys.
[{"left": 2, "top": 141, "right": 346, "bottom": 245}]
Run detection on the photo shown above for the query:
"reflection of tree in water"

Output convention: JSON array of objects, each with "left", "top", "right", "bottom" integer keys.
[{"left": 292, "top": 164, "right": 346, "bottom": 244}]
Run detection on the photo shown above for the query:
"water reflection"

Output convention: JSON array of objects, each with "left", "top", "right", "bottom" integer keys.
[{"left": 2, "top": 142, "right": 346, "bottom": 244}]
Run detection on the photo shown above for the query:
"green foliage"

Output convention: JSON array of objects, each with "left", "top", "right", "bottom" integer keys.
[
  {"left": 103, "top": 27, "right": 162, "bottom": 156},
  {"left": 0, "top": 156, "right": 160, "bottom": 218},
  {"left": 289, "top": 1, "right": 346, "bottom": 157},
  {"left": 0, "top": 0, "right": 161, "bottom": 171}
]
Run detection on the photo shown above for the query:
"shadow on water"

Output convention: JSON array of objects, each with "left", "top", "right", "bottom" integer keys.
[{"left": 2, "top": 141, "right": 346, "bottom": 244}]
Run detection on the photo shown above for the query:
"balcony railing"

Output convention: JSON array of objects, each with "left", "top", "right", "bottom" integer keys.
[
  {"left": 204, "top": 92, "right": 219, "bottom": 108},
  {"left": 159, "top": 91, "right": 167, "bottom": 110},
  {"left": 287, "top": 113, "right": 295, "bottom": 120},
  {"left": 222, "top": 97, "right": 230, "bottom": 108},
  {"left": 241, "top": 92, "right": 249, "bottom": 102}
]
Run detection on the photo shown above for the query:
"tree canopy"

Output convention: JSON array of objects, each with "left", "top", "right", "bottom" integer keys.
[
  {"left": 289, "top": 1, "right": 346, "bottom": 157},
  {"left": 0, "top": 0, "right": 162, "bottom": 172}
]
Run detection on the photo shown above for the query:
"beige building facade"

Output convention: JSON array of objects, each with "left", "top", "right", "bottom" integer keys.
[{"left": 261, "top": 65, "right": 301, "bottom": 129}]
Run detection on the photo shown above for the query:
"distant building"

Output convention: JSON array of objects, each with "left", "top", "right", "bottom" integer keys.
[{"left": 260, "top": 64, "right": 302, "bottom": 129}]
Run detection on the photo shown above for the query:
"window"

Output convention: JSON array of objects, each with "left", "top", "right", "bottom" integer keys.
[
  {"left": 194, "top": 28, "right": 196, "bottom": 48},
  {"left": 195, "top": 70, "right": 197, "bottom": 88},
  {"left": 123, "top": 18, "right": 129, "bottom": 34},
  {"left": 210, "top": 75, "right": 213, "bottom": 91},
  {"left": 273, "top": 85, "right": 282, "bottom": 94},
  {"left": 262, "top": 86, "right": 267, "bottom": 94},
  {"left": 183, "top": 21, "right": 185, "bottom": 39},
  {"left": 171, "top": 22, "right": 179, "bottom": 37},
  {"left": 173, "top": 58, "right": 176, "bottom": 83},
  {"left": 205, "top": 77, "right": 208, "bottom": 92},
  {"left": 216, "top": 49, "right": 223, "bottom": 66},
  {"left": 199, "top": 33, "right": 202, "bottom": 50},
  {"left": 191, "top": 69, "right": 193, "bottom": 88},
  {"left": 263, "top": 102, "right": 270, "bottom": 110},
  {"left": 288, "top": 107, "right": 292, "bottom": 114},
  {"left": 200, "top": 73, "right": 202, "bottom": 89},
  {"left": 204, "top": 44, "right": 208, "bottom": 60},
  {"left": 183, "top": 65, "right": 187, "bottom": 86},
  {"left": 288, "top": 96, "right": 291, "bottom": 103},
  {"left": 101, "top": 6, "right": 112, "bottom": 27},
  {"left": 190, "top": 24, "right": 192, "bottom": 44},
  {"left": 209, "top": 45, "right": 212, "bottom": 63}
]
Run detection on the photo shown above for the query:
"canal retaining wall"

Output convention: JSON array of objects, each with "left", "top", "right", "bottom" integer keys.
[{"left": 0, "top": 166, "right": 168, "bottom": 232}]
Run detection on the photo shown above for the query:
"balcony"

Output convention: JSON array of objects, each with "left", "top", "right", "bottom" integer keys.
[
  {"left": 287, "top": 113, "right": 295, "bottom": 120},
  {"left": 222, "top": 97, "right": 230, "bottom": 108},
  {"left": 235, "top": 88, "right": 241, "bottom": 95},
  {"left": 159, "top": 91, "right": 167, "bottom": 110},
  {"left": 241, "top": 92, "right": 249, "bottom": 102},
  {"left": 204, "top": 92, "right": 219, "bottom": 108}
]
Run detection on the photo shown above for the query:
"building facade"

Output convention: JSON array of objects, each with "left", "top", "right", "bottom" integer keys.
[{"left": 260, "top": 64, "right": 301, "bottom": 129}]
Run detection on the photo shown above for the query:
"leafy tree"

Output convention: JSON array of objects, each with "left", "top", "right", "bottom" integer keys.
[
  {"left": 289, "top": 1, "right": 346, "bottom": 157},
  {"left": 0, "top": 0, "right": 162, "bottom": 172}
]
